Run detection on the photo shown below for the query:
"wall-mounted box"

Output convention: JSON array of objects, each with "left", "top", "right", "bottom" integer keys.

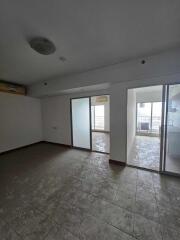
[{"left": 0, "top": 81, "right": 26, "bottom": 95}]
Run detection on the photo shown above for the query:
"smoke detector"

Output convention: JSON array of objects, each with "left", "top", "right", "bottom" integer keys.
[{"left": 29, "top": 37, "right": 56, "bottom": 55}]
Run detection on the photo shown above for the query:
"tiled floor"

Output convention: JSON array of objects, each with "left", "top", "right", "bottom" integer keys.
[
  {"left": 92, "top": 131, "right": 110, "bottom": 153},
  {"left": 0, "top": 143, "right": 180, "bottom": 239},
  {"left": 128, "top": 136, "right": 160, "bottom": 171}
]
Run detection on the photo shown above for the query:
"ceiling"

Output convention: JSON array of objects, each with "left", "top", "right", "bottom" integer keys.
[{"left": 0, "top": 0, "right": 180, "bottom": 85}]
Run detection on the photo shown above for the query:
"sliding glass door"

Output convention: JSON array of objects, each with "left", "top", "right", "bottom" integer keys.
[
  {"left": 71, "top": 97, "right": 91, "bottom": 149},
  {"left": 163, "top": 84, "right": 180, "bottom": 174}
]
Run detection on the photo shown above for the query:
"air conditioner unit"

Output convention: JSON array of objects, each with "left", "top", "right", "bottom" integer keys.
[{"left": 0, "top": 81, "right": 26, "bottom": 95}]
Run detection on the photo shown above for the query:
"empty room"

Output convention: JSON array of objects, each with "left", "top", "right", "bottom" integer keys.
[{"left": 0, "top": 1, "right": 180, "bottom": 240}]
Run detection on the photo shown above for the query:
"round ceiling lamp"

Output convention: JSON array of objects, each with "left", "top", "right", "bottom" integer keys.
[{"left": 29, "top": 37, "right": 56, "bottom": 55}]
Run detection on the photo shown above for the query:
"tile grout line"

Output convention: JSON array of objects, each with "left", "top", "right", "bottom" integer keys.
[
  {"left": 33, "top": 183, "right": 137, "bottom": 240},
  {"left": 132, "top": 168, "right": 138, "bottom": 238},
  {"left": 151, "top": 173, "right": 164, "bottom": 240}
]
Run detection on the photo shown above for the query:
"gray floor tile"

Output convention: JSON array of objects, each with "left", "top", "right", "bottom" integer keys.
[
  {"left": 0, "top": 143, "right": 180, "bottom": 239},
  {"left": 0, "top": 219, "right": 22, "bottom": 240},
  {"left": 113, "top": 188, "right": 135, "bottom": 211},
  {"left": 72, "top": 191, "right": 96, "bottom": 212},
  {"left": 134, "top": 195, "right": 159, "bottom": 222},
  {"left": 53, "top": 206, "right": 86, "bottom": 238},
  {"left": 160, "top": 225, "right": 180, "bottom": 240},
  {"left": 79, "top": 215, "right": 135, "bottom": 240},
  {"left": 45, "top": 224, "right": 79, "bottom": 240},
  {"left": 133, "top": 214, "right": 163, "bottom": 240},
  {"left": 90, "top": 198, "right": 134, "bottom": 235},
  {"left": 158, "top": 205, "right": 180, "bottom": 229},
  {"left": 154, "top": 188, "right": 171, "bottom": 207},
  {"left": 8, "top": 207, "right": 53, "bottom": 240}
]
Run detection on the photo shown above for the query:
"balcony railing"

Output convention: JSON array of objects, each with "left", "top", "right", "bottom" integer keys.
[
  {"left": 137, "top": 116, "right": 161, "bottom": 134},
  {"left": 92, "top": 116, "right": 104, "bottom": 130}
]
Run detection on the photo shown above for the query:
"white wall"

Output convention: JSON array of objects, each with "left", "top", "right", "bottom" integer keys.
[
  {"left": 29, "top": 48, "right": 180, "bottom": 98},
  {"left": 30, "top": 47, "right": 180, "bottom": 164},
  {"left": 42, "top": 94, "right": 71, "bottom": 145},
  {"left": 42, "top": 90, "right": 109, "bottom": 145},
  {"left": 41, "top": 73, "right": 180, "bottom": 163},
  {"left": 0, "top": 92, "right": 42, "bottom": 153},
  {"left": 127, "top": 89, "right": 136, "bottom": 161}
]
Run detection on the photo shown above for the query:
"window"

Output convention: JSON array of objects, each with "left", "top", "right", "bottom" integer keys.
[
  {"left": 91, "top": 105, "right": 105, "bottom": 130},
  {"left": 137, "top": 102, "right": 162, "bottom": 134}
]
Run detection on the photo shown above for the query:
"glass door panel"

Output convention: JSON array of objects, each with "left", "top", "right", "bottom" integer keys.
[
  {"left": 71, "top": 98, "right": 91, "bottom": 149},
  {"left": 165, "top": 84, "right": 180, "bottom": 174}
]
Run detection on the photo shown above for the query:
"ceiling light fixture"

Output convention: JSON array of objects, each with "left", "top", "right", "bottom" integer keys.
[{"left": 29, "top": 37, "right": 56, "bottom": 55}]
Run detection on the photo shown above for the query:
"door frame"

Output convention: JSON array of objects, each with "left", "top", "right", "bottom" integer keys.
[
  {"left": 160, "top": 83, "right": 180, "bottom": 177},
  {"left": 126, "top": 83, "right": 180, "bottom": 177},
  {"left": 126, "top": 85, "right": 164, "bottom": 173},
  {"left": 159, "top": 85, "right": 167, "bottom": 172},
  {"left": 70, "top": 94, "right": 110, "bottom": 154},
  {"left": 70, "top": 96, "right": 92, "bottom": 151}
]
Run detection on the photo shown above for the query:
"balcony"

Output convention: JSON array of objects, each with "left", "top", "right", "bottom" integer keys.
[{"left": 137, "top": 116, "right": 161, "bottom": 136}]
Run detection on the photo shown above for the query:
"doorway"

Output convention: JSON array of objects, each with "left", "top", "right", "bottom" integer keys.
[
  {"left": 127, "top": 83, "right": 180, "bottom": 176},
  {"left": 70, "top": 95, "right": 110, "bottom": 154},
  {"left": 91, "top": 95, "right": 110, "bottom": 153},
  {"left": 71, "top": 97, "right": 92, "bottom": 150},
  {"left": 127, "top": 85, "right": 163, "bottom": 171}
]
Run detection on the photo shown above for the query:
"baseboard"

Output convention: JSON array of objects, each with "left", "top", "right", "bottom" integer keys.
[
  {"left": 109, "top": 159, "right": 126, "bottom": 166},
  {"left": 127, "top": 164, "right": 159, "bottom": 173},
  {"left": 71, "top": 146, "right": 91, "bottom": 152},
  {"left": 0, "top": 141, "right": 43, "bottom": 155},
  {"left": 92, "top": 150, "right": 109, "bottom": 155},
  {"left": 43, "top": 141, "right": 72, "bottom": 148},
  {"left": 92, "top": 130, "right": 110, "bottom": 133}
]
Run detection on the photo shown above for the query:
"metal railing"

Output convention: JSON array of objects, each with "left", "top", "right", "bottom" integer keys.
[
  {"left": 137, "top": 116, "right": 161, "bottom": 133},
  {"left": 92, "top": 116, "right": 104, "bottom": 130}
]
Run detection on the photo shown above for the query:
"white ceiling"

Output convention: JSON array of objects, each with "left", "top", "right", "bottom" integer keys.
[{"left": 0, "top": 0, "right": 180, "bottom": 85}]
